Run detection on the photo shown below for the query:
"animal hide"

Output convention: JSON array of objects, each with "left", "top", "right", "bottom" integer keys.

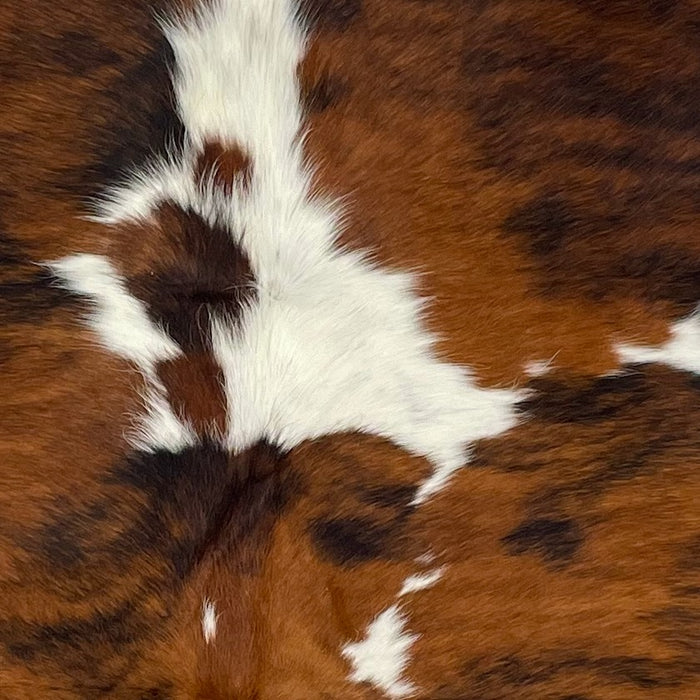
[{"left": 1, "top": 0, "right": 699, "bottom": 697}]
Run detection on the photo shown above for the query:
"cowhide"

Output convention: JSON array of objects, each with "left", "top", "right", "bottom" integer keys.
[{"left": 1, "top": 0, "right": 699, "bottom": 698}]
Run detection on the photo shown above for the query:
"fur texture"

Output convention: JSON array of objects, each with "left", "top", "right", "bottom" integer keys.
[{"left": 1, "top": 0, "right": 700, "bottom": 697}]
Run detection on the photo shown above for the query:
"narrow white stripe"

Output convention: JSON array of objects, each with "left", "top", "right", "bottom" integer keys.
[
  {"left": 163, "top": 0, "right": 305, "bottom": 156},
  {"left": 202, "top": 598, "right": 218, "bottom": 644},
  {"left": 49, "top": 254, "right": 195, "bottom": 451},
  {"left": 48, "top": 254, "right": 180, "bottom": 370},
  {"left": 616, "top": 310, "right": 700, "bottom": 375},
  {"left": 398, "top": 568, "right": 445, "bottom": 597},
  {"left": 130, "top": 385, "right": 197, "bottom": 453}
]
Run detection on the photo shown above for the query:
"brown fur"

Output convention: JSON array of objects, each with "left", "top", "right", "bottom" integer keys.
[
  {"left": 157, "top": 354, "right": 227, "bottom": 437},
  {"left": 196, "top": 142, "right": 253, "bottom": 194},
  {"left": 1, "top": 0, "right": 700, "bottom": 698}
]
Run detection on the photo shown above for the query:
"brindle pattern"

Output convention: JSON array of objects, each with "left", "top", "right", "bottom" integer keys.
[{"left": 1, "top": 0, "right": 699, "bottom": 698}]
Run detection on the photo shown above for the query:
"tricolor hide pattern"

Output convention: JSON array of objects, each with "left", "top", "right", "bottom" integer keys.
[{"left": 1, "top": 0, "right": 699, "bottom": 698}]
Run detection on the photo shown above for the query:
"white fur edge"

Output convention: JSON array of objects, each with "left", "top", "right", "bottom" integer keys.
[
  {"left": 47, "top": 255, "right": 196, "bottom": 452},
  {"left": 616, "top": 309, "right": 700, "bottom": 375}
]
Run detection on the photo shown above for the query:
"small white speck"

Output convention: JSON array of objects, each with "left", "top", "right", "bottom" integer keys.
[
  {"left": 202, "top": 598, "right": 218, "bottom": 644},
  {"left": 399, "top": 568, "right": 445, "bottom": 597},
  {"left": 414, "top": 552, "right": 435, "bottom": 566},
  {"left": 524, "top": 352, "right": 559, "bottom": 378}
]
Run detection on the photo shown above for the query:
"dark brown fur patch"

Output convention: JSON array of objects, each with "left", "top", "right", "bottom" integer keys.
[
  {"left": 503, "top": 191, "right": 700, "bottom": 313},
  {"left": 48, "top": 30, "right": 121, "bottom": 76},
  {"left": 0, "top": 230, "right": 80, "bottom": 322},
  {"left": 122, "top": 203, "right": 256, "bottom": 351},
  {"left": 57, "top": 27, "right": 185, "bottom": 199},
  {"left": 299, "top": 41, "right": 348, "bottom": 114},
  {"left": 302, "top": 0, "right": 363, "bottom": 31}
]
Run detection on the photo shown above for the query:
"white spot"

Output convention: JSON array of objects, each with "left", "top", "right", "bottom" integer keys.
[
  {"left": 201, "top": 598, "right": 218, "bottom": 644},
  {"left": 524, "top": 355, "right": 558, "bottom": 377},
  {"left": 342, "top": 604, "right": 418, "bottom": 699},
  {"left": 342, "top": 568, "right": 444, "bottom": 698},
  {"left": 616, "top": 310, "right": 700, "bottom": 375},
  {"left": 398, "top": 568, "right": 445, "bottom": 597}
]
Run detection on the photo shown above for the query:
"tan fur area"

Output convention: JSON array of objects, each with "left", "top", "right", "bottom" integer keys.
[{"left": 1, "top": 0, "right": 700, "bottom": 698}]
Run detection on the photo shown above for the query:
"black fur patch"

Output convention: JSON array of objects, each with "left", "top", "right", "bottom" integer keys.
[
  {"left": 358, "top": 483, "right": 416, "bottom": 509},
  {"left": 59, "top": 34, "right": 185, "bottom": 198},
  {"left": 503, "top": 194, "right": 624, "bottom": 257},
  {"left": 0, "top": 268, "right": 80, "bottom": 322},
  {"left": 0, "top": 231, "right": 80, "bottom": 322},
  {"left": 466, "top": 653, "right": 686, "bottom": 695},
  {"left": 310, "top": 516, "right": 399, "bottom": 565},
  {"left": 109, "top": 440, "right": 290, "bottom": 579},
  {"left": 6, "top": 441, "right": 295, "bottom": 687},
  {"left": 0, "top": 597, "right": 153, "bottom": 691},
  {"left": 502, "top": 517, "right": 584, "bottom": 563},
  {"left": 564, "top": 142, "right": 700, "bottom": 177},
  {"left": 48, "top": 31, "right": 121, "bottom": 76},
  {"left": 470, "top": 35, "right": 700, "bottom": 134},
  {"left": 302, "top": 0, "right": 363, "bottom": 31},
  {"left": 519, "top": 372, "right": 651, "bottom": 424},
  {"left": 304, "top": 74, "right": 349, "bottom": 113}
]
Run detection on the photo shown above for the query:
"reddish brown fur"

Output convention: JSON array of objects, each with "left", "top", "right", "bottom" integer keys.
[
  {"left": 196, "top": 141, "right": 253, "bottom": 193},
  {"left": 1, "top": 0, "right": 700, "bottom": 698},
  {"left": 158, "top": 355, "right": 227, "bottom": 437}
]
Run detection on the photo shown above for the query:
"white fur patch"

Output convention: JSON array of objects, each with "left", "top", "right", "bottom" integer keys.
[
  {"left": 88, "top": 0, "right": 523, "bottom": 504},
  {"left": 164, "top": 0, "right": 305, "bottom": 155},
  {"left": 202, "top": 598, "right": 218, "bottom": 644},
  {"left": 211, "top": 265, "right": 522, "bottom": 505},
  {"left": 616, "top": 310, "right": 700, "bottom": 375},
  {"left": 48, "top": 254, "right": 195, "bottom": 452},
  {"left": 48, "top": 254, "right": 180, "bottom": 371},
  {"left": 342, "top": 567, "right": 444, "bottom": 698},
  {"left": 342, "top": 604, "right": 418, "bottom": 699}
]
